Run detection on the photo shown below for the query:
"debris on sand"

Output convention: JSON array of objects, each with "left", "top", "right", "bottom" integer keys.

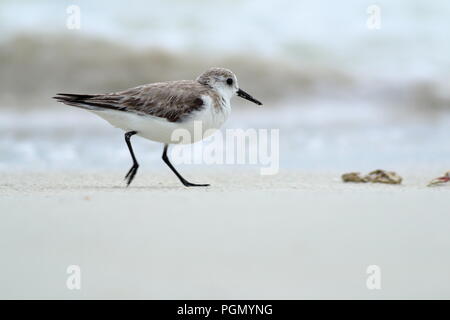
[
  {"left": 342, "top": 169, "right": 402, "bottom": 184},
  {"left": 365, "top": 169, "right": 402, "bottom": 184},
  {"left": 427, "top": 171, "right": 450, "bottom": 187},
  {"left": 342, "top": 172, "right": 368, "bottom": 183}
]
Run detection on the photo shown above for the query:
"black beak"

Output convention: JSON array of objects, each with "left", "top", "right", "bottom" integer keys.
[{"left": 237, "top": 88, "right": 263, "bottom": 105}]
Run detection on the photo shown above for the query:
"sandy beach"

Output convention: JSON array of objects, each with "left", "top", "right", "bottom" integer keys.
[{"left": 1, "top": 169, "right": 449, "bottom": 299}]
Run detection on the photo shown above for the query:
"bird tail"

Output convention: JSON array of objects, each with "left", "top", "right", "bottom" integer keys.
[{"left": 52, "top": 93, "right": 122, "bottom": 111}]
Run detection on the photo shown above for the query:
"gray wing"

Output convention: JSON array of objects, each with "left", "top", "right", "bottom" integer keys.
[{"left": 53, "top": 80, "right": 208, "bottom": 122}]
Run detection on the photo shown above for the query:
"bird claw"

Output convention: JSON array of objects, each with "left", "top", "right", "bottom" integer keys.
[
  {"left": 182, "top": 181, "right": 210, "bottom": 187},
  {"left": 124, "top": 165, "right": 139, "bottom": 186}
]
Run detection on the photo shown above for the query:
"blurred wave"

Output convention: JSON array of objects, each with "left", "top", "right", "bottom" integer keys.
[
  {"left": 0, "top": 33, "right": 449, "bottom": 115},
  {"left": 0, "top": 33, "right": 350, "bottom": 108}
]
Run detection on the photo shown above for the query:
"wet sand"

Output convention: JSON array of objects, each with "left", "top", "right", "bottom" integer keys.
[{"left": 0, "top": 170, "right": 449, "bottom": 299}]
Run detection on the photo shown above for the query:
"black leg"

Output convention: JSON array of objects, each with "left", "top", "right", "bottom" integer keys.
[
  {"left": 124, "top": 131, "right": 139, "bottom": 186},
  {"left": 162, "top": 144, "right": 210, "bottom": 187}
]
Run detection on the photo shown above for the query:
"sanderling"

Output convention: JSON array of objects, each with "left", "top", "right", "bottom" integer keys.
[{"left": 53, "top": 67, "right": 262, "bottom": 187}]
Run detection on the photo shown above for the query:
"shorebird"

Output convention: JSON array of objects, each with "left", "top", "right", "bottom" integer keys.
[{"left": 53, "top": 67, "right": 262, "bottom": 187}]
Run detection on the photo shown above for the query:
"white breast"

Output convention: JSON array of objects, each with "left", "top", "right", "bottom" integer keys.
[{"left": 194, "top": 94, "right": 231, "bottom": 131}]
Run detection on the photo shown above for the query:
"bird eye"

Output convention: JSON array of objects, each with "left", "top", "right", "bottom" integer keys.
[{"left": 226, "top": 78, "right": 233, "bottom": 85}]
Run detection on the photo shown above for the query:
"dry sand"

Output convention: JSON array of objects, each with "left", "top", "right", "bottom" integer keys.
[{"left": 0, "top": 169, "right": 449, "bottom": 299}]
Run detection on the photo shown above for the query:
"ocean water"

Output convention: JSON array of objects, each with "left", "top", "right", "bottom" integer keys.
[
  {"left": 1, "top": 105, "right": 449, "bottom": 172},
  {"left": 0, "top": 0, "right": 448, "bottom": 171}
]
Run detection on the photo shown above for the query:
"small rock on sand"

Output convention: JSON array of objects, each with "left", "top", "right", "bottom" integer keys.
[{"left": 342, "top": 169, "right": 402, "bottom": 184}]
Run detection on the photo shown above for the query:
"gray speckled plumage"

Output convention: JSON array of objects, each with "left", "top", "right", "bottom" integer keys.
[{"left": 53, "top": 68, "right": 235, "bottom": 123}]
